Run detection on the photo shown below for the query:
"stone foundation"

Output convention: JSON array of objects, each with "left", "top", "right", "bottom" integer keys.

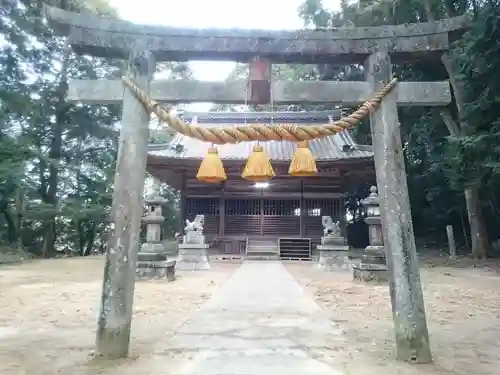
[
  {"left": 353, "top": 266, "right": 389, "bottom": 283},
  {"left": 352, "top": 246, "right": 388, "bottom": 283},
  {"left": 177, "top": 244, "right": 210, "bottom": 270},
  {"left": 136, "top": 258, "right": 176, "bottom": 281},
  {"left": 316, "top": 245, "right": 351, "bottom": 271}
]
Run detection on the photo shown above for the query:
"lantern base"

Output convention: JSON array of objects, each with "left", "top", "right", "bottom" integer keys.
[
  {"left": 352, "top": 266, "right": 389, "bottom": 283},
  {"left": 353, "top": 245, "right": 388, "bottom": 283},
  {"left": 136, "top": 251, "right": 176, "bottom": 282}
]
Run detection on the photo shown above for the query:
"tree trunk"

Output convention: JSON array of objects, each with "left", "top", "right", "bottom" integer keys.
[
  {"left": 77, "top": 220, "right": 85, "bottom": 255},
  {"left": 1, "top": 208, "right": 18, "bottom": 245},
  {"left": 41, "top": 219, "right": 56, "bottom": 258},
  {"left": 84, "top": 221, "right": 97, "bottom": 256},
  {"left": 41, "top": 37, "right": 72, "bottom": 257},
  {"left": 15, "top": 187, "right": 24, "bottom": 250},
  {"left": 460, "top": 207, "right": 470, "bottom": 249},
  {"left": 439, "top": 66, "right": 489, "bottom": 258},
  {"left": 440, "top": 109, "right": 488, "bottom": 256},
  {"left": 0, "top": 185, "right": 22, "bottom": 246},
  {"left": 464, "top": 186, "right": 488, "bottom": 258}
]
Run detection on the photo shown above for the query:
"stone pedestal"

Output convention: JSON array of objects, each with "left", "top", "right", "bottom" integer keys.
[
  {"left": 136, "top": 251, "right": 176, "bottom": 281},
  {"left": 317, "top": 243, "right": 351, "bottom": 271},
  {"left": 177, "top": 244, "right": 210, "bottom": 270},
  {"left": 184, "top": 232, "right": 205, "bottom": 245},
  {"left": 317, "top": 219, "right": 351, "bottom": 271},
  {"left": 352, "top": 246, "right": 388, "bottom": 282}
]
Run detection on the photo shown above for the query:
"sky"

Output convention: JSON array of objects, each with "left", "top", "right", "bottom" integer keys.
[{"left": 107, "top": 0, "right": 340, "bottom": 110}]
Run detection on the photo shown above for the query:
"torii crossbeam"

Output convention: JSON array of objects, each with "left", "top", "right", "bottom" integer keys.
[{"left": 68, "top": 78, "right": 451, "bottom": 106}]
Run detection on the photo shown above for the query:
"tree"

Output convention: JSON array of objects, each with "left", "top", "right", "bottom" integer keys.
[
  {"left": 295, "top": 0, "right": 500, "bottom": 256},
  {"left": 1, "top": 0, "right": 122, "bottom": 257},
  {"left": 419, "top": 0, "right": 490, "bottom": 258}
]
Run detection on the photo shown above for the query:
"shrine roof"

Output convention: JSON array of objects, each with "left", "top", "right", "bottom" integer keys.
[{"left": 147, "top": 128, "right": 373, "bottom": 163}]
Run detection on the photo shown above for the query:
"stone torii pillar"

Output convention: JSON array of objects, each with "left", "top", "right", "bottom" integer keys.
[
  {"left": 366, "top": 50, "right": 431, "bottom": 363},
  {"left": 95, "top": 50, "right": 155, "bottom": 359}
]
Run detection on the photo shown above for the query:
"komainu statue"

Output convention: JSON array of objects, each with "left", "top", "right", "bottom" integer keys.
[
  {"left": 322, "top": 216, "right": 341, "bottom": 237},
  {"left": 184, "top": 215, "right": 205, "bottom": 234}
]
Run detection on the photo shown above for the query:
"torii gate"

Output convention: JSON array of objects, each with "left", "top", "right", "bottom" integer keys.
[{"left": 45, "top": 5, "right": 466, "bottom": 363}]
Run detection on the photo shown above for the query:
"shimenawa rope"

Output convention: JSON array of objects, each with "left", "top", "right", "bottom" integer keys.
[{"left": 121, "top": 76, "right": 397, "bottom": 145}]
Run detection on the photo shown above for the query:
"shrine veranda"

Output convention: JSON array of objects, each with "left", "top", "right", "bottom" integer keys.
[{"left": 44, "top": 5, "right": 468, "bottom": 363}]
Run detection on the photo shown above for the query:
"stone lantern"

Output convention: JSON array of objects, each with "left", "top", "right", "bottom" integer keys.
[
  {"left": 144, "top": 197, "right": 165, "bottom": 244},
  {"left": 352, "top": 186, "right": 389, "bottom": 282},
  {"left": 135, "top": 196, "right": 176, "bottom": 281}
]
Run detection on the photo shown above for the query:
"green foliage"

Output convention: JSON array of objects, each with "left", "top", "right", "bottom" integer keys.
[
  {"left": 2, "top": 0, "right": 500, "bottom": 258},
  {"left": 0, "top": 0, "right": 184, "bottom": 257},
  {"left": 456, "top": 1, "right": 500, "bottom": 182},
  {"left": 293, "top": 0, "right": 500, "bottom": 249}
]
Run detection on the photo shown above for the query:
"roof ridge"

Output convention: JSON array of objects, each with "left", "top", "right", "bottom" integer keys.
[{"left": 147, "top": 131, "right": 373, "bottom": 162}]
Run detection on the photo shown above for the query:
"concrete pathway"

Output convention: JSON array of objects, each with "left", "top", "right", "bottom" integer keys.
[{"left": 169, "top": 261, "right": 344, "bottom": 375}]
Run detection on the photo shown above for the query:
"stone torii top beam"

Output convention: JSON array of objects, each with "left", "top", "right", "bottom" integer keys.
[{"left": 45, "top": 6, "right": 467, "bottom": 64}]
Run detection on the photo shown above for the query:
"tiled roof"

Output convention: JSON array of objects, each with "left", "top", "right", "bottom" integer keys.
[{"left": 148, "top": 126, "right": 373, "bottom": 162}]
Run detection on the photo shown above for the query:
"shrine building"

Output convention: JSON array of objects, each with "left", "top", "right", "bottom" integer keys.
[{"left": 147, "top": 110, "right": 375, "bottom": 258}]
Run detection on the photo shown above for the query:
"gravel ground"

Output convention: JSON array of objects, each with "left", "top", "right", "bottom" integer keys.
[
  {"left": 0, "top": 256, "right": 239, "bottom": 375},
  {"left": 285, "top": 255, "right": 500, "bottom": 375}
]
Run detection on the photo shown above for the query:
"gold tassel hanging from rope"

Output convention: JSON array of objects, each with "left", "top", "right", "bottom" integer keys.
[
  {"left": 288, "top": 141, "right": 317, "bottom": 177},
  {"left": 197, "top": 147, "right": 227, "bottom": 183},
  {"left": 241, "top": 144, "right": 275, "bottom": 181}
]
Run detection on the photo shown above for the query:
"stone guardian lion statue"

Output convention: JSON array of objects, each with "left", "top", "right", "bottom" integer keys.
[
  {"left": 322, "top": 216, "right": 341, "bottom": 237},
  {"left": 184, "top": 215, "right": 205, "bottom": 234}
]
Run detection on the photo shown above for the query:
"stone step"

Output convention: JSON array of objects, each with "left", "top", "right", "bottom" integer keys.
[
  {"left": 247, "top": 244, "right": 278, "bottom": 249},
  {"left": 247, "top": 242, "right": 277, "bottom": 246},
  {"left": 246, "top": 246, "right": 279, "bottom": 251},
  {"left": 246, "top": 250, "right": 279, "bottom": 255},
  {"left": 246, "top": 239, "right": 279, "bottom": 260},
  {"left": 246, "top": 248, "right": 279, "bottom": 254},
  {"left": 247, "top": 243, "right": 278, "bottom": 247},
  {"left": 244, "top": 254, "right": 280, "bottom": 261}
]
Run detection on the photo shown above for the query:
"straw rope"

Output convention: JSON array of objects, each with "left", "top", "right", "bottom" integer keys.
[{"left": 121, "top": 76, "right": 397, "bottom": 145}]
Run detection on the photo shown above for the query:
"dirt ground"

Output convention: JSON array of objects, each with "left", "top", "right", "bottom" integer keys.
[
  {"left": 1, "top": 255, "right": 500, "bottom": 375},
  {"left": 285, "top": 255, "right": 500, "bottom": 375},
  {"left": 0, "top": 257, "right": 239, "bottom": 375}
]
